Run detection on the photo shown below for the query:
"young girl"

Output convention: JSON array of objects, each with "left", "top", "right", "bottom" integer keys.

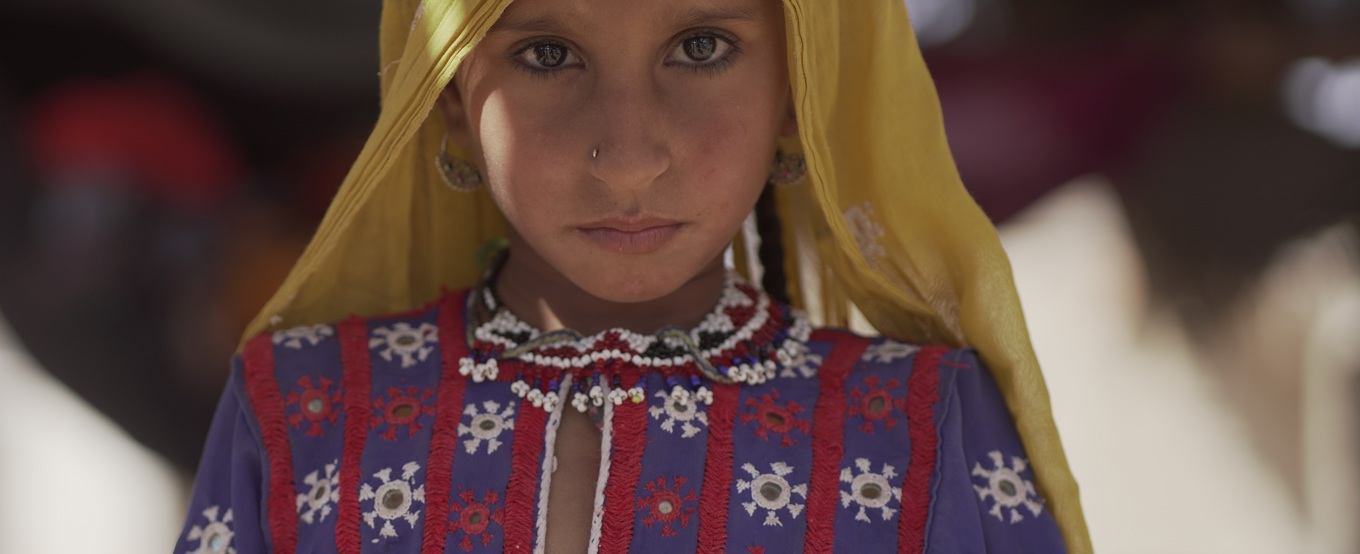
[{"left": 176, "top": 0, "right": 1090, "bottom": 551}]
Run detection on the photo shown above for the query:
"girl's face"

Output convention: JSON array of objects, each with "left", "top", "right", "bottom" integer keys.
[{"left": 440, "top": 0, "right": 795, "bottom": 303}]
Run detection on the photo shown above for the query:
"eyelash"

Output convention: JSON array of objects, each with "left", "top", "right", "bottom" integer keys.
[{"left": 508, "top": 29, "right": 743, "bottom": 80}]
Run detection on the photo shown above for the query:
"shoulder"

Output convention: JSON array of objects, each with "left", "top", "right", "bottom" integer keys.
[
  {"left": 801, "top": 326, "right": 982, "bottom": 394},
  {"left": 231, "top": 290, "right": 467, "bottom": 417}
]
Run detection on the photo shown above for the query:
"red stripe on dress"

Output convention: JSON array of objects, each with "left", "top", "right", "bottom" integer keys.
[
  {"left": 803, "top": 332, "right": 870, "bottom": 554},
  {"left": 502, "top": 395, "right": 549, "bottom": 552},
  {"left": 421, "top": 292, "right": 471, "bottom": 554},
  {"left": 597, "top": 375, "right": 648, "bottom": 554},
  {"left": 242, "top": 333, "right": 298, "bottom": 554},
  {"left": 695, "top": 383, "right": 740, "bottom": 554},
  {"left": 897, "top": 345, "right": 945, "bottom": 554},
  {"left": 335, "top": 317, "right": 373, "bottom": 554}
]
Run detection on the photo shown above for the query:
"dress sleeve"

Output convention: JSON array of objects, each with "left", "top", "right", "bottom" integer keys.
[
  {"left": 926, "top": 349, "right": 1067, "bottom": 553},
  {"left": 174, "top": 357, "right": 270, "bottom": 554}
]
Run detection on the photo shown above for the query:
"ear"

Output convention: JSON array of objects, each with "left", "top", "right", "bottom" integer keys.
[
  {"left": 779, "top": 88, "right": 799, "bottom": 137},
  {"left": 436, "top": 81, "right": 474, "bottom": 151}
]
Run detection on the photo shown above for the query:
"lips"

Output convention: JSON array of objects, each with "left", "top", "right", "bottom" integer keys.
[{"left": 576, "top": 218, "right": 685, "bottom": 255}]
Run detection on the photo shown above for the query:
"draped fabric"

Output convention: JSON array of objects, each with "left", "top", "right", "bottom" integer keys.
[{"left": 239, "top": 1, "right": 1090, "bottom": 550}]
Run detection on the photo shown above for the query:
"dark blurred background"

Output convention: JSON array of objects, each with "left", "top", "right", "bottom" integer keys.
[{"left": 0, "top": 0, "right": 1357, "bottom": 551}]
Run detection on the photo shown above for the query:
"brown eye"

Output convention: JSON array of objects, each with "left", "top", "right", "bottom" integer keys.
[
  {"left": 515, "top": 40, "right": 581, "bottom": 73},
  {"left": 534, "top": 44, "right": 566, "bottom": 67},
  {"left": 682, "top": 36, "right": 716, "bottom": 61},
  {"left": 668, "top": 33, "right": 735, "bottom": 68}
]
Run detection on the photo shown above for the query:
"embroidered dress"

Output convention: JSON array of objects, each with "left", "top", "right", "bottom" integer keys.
[{"left": 176, "top": 276, "right": 1065, "bottom": 553}]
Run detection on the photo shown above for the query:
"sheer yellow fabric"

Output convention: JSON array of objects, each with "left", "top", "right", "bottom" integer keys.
[{"left": 242, "top": 0, "right": 1091, "bottom": 550}]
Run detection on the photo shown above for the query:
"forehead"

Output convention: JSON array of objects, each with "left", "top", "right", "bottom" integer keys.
[{"left": 489, "top": 0, "right": 773, "bottom": 35}]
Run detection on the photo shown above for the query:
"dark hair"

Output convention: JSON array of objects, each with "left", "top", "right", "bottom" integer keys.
[{"left": 754, "top": 184, "right": 790, "bottom": 305}]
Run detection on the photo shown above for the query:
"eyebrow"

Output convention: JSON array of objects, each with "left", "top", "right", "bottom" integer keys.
[{"left": 488, "top": 4, "right": 761, "bottom": 36}]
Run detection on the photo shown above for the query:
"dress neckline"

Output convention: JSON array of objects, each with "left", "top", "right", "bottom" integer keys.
[{"left": 456, "top": 271, "right": 812, "bottom": 414}]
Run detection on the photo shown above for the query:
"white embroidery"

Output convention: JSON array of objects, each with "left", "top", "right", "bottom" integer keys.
[
  {"left": 296, "top": 460, "right": 340, "bottom": 524},
  {"left": 777, "top": 341, "right": 823, "bottom": 378},
  {"left": 840, "top": 458, "right": 902, "bottom": 523},
  {"left": 844, "top": 202, "right": 886, "bottom": 268},
  {"left": 409, "top": 0, "right": 424, "bottom": 32},
  {"left": 359, "top": 462, "right": 426, "bottom": 541},
  {"left": 648, "top": 389, "right": 708, "bottom": 439},
  {"left": 457, "top": 400, "right": 516, "bottom": 454},
  {"left": 861, "top": 339, "right": 920, "bottom": 364},
  {"left": 185, "top": 505, "right": 235, "bottom": 554},
  {"left": 369, "top": 322, "right": 439, "bottom": 368},
  {"left": 972, "top": 450, "right": 1044, "bottom": 524},
  {"left": 272, "top": 324, "right": 334, "bottom": 349},
  {"left": 736, "top": 462, "right": 808, "bottom": 526}
]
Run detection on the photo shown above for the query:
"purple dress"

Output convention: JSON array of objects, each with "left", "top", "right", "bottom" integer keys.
[{"left": 176, "top": 279, "right": 1065, "bottom": 553}]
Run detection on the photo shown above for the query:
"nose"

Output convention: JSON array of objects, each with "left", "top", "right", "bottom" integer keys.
[{"left": 586, "top": 81, "right": 670, "bottom": 192}]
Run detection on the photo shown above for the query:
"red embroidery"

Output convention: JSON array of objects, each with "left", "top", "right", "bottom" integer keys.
[
  {"left": 747, "top": 548, "right": 766, "bottom": 554},
  {"left": 421, "top": 291, "right": 471, "bottom": 554},
  {"left": 848, "top": 375, "right": 909, "bottom": 433},
  {"left": 242, "top": 333, "right": 298, "bottom": 554},
  {"left": 696, "top": 383, "right": 739, "bottom": 554},
  {"left": 371, "top": 386, "right": 436, "bottom": 440},
  {"left": 803, "top": 332, "right": 870, "bottom": 554},
  {"left": 738, "top": 390, "right": 809, "bottom": 447},
  {"left": 335, "top": 317, "right": 373, "bottom": 554},
  {"left": 599, "top": 375, "right": 648, "bottom": 554},
  {"left": 500, "top": 396, "right": 548, "bottom": 552},
  {"left": 636, "top": 476, "right": 697, "bottom": 537},
  {"left": 897, "top": 345, "right": 944, "bottom": 554},
  {"left": 448, "top": 488, "right": 504, "bottom": 551},
  {"left": 284, "top": 375, "right": 341, "bottom": 436}
]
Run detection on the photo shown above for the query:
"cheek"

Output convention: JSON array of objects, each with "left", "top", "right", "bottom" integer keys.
[{"left": 474, "top": 89, "right": 584, "bottom": 224}]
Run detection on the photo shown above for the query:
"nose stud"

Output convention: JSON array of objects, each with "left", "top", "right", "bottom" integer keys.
[{"left": 591, "top": 147, "right": 599, "bottom": 159}]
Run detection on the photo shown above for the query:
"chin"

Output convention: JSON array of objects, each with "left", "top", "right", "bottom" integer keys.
[{"left": 566, "top": 264, "right": 695, "bottom": 305}]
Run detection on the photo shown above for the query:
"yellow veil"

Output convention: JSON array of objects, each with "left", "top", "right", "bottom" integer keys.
[{"left": 242, "top": 0, "right": 1091, "bottom": 550}]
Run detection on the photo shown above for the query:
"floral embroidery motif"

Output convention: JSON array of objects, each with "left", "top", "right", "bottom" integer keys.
[
  {"left": 447, "top": 487, "right": 504, "bottom": 551},
  {"left": 844, "top": 202, "right": 886, "bottom": 268},
  {"left": 369, "top": 322, "right": 439, "bottom": 368},
  {"left": 847, "top": 376, "right": 908, "bottom": 433},
  {"left": 776, "top": 341, "right": 822, "bottom": 379},
  {"left": 736, "top": 462, "right": 807, "bottom": 526},
  {"left": 839, "top": 458, "right": 902, "bottom": 523},
  {"left": 636, "top": 476, "right": 698, "bottom": 537},
  {"left": 457, "top": 400, "right": 516, "bottom": 454},
  {"left": 285, "top": 376, "right": 341, "bottom": 437},
  {"left": 972, "top": 450, "right": 1044, "bottom": 524},
  {"left": 861, "top": 339, "right": 920, "bottom": 364},
  {"left": 296, "top": 460, "right": 340, "bottom": 524},
  {"left": 272, "top": 324, "right": 334, "bottom": 349},
  {"left": 649, "top": 389, "right": 708, "bottom": 439},
  {"left": 371, "top": 386, "right": 437, "bottom": 441},
  {"left": 185, "top": 505, "right": 235, "bottom": 554},
  {"left": 360, "top": 462, "right": 426, "bottom": 540},
  {"left": 739, "top": 390, "right": 809, "bottom": 448}
]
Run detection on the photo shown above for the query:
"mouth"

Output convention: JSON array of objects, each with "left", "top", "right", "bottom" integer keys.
[{"left": 576, "top": 218, "right": 685, "bottom": 255}]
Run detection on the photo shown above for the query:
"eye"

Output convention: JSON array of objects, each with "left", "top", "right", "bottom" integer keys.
[
  {"left": 669, "top": 33, "right": 736, "bottom": 66},
  {"left": 513, "top": 40, "right": 582, "bottom": 72}
]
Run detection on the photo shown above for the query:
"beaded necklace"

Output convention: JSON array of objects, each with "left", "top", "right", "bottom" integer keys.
[{"left": 456, "top": 271, "right": 812, "bottom": 416}]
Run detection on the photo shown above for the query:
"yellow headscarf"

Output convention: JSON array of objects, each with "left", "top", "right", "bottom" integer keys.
[{"left": 243, "top": 0, "right": 1091, "bottom": 550}]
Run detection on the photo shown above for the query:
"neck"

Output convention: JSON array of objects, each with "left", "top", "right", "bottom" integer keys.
[{"left": 492, "top": 239, "right": 727, "bottom": 337}]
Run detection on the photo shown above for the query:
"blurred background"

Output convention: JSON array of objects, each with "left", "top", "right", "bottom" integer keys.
[{"left": 0, "top": 0, "right": 1356, "bottom": 552}]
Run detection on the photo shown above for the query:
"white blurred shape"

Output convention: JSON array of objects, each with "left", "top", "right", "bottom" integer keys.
[
  {"left": 906, "top": 0, "right": 976, "bottom": 47},
  {"left": 1284, "top": 57, "right": 1360, "bottom": 148},
  {"left": 1000, "top": 177, "right": 1316, "bottom": 553},
  {"left": 0, "top": 313, "right": 186, "bottom": 553}
]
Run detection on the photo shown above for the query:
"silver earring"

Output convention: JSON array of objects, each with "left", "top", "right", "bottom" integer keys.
[
  {"left": 436, "top": 133, "right": 482, "bottom": 192},
  {"left": 591, "top": 146, "right": 600, "bottom": 159},
  {"left": 769, "top": 150, "right": 807, "bottom": 187}
]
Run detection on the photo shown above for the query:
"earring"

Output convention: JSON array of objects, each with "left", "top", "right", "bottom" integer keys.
[
  {"left": 435, "top": 133, "right": 482, "bottom": 192},
  {"left": 769, "top": 150, "right": 807, "bottom": 188}
]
